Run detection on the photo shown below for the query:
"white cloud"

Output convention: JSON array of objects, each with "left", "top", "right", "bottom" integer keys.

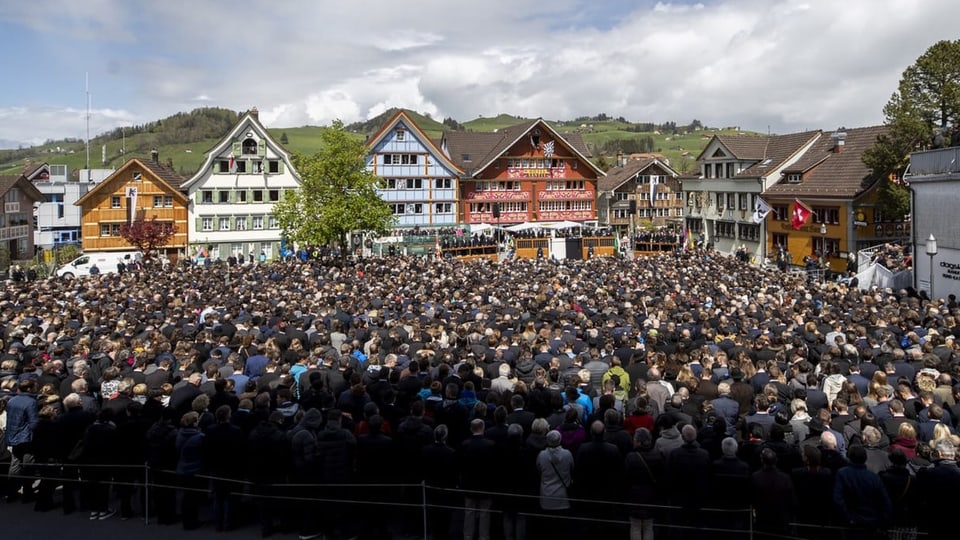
[{"left": 2, "top": 0, "right": 960, "bottom": 148}]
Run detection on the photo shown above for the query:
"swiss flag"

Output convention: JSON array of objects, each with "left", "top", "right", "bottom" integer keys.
[{"left": 791, "top": 199, "right": 813, "bottom": 230}]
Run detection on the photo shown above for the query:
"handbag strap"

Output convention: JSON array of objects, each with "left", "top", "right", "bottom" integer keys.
[{"left": 549, "top": 460, "right": 570, "bottom": 490}]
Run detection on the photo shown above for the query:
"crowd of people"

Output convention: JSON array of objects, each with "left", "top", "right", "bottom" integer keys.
[{"left": 0, "top": 248, "right": 959, "bottom": 540}]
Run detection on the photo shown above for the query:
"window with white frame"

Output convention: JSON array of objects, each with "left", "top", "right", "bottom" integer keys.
[
  {"left": 384, "top": 154, "right": 419, "bottom": 165},
  {"left": 236, "top": 217, "right": 247, "bottom": 231},
  {"left": 268, "top": 190, "right": 280, "bottom": 202},
  {"left": 100, "top": 224, "right": 111, "bottom": 236},
  {"left": 252, "top": 216, "right": 264, "bottom": 230},
  {"left": 395, "top": 128, "right": 405, "bottom": 141},
  {"left": 111, "top": 196, "right": 121, "bottom": 209},
  {"left": 201, "top": 191, "right": 213, "bottom": 204},
  {"left": 435, "top": 178, "right": 452, "bottom": 189},
  {"left": 236, "top": 191, "right": 246, "bottom": 204},
  {"left": 201, "top": 217, "right": 213, "bottom": 231},
  {"left": 219, "top": 218, "right": 231, "bottom": 231},
  {"left": 434, "top": 203, "right": 453, "bottom": 214},
  {"left": 219, "top": 191, "right": 230, "bottom": 204},
  {"left": 153, "top": 196, "right": 163, "bottom": 207},
  {"left": 268, "top": 216, "right": 279, "bottom": 229}
]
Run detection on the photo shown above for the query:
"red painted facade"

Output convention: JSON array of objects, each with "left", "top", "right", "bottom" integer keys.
[{"left": 460, "top": 132, "right": 599, "bottom": 224}]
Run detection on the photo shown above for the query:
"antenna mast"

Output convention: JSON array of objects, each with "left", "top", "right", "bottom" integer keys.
[{"left": 85, "top": 73, "right": 91, "bottom": 183}]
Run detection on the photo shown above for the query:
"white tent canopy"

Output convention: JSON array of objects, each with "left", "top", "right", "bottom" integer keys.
[
  {"left": 505, "top": 222, "right": 543, "bottom": 232},
  {"left": 470, "top": 223, "right": 497, "bottom": 233},
  {"left": 544, "top": 220, "right": 583, "bottom": 230}
]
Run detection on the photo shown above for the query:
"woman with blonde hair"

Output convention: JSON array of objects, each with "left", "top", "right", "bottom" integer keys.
[{"left": 863, "top": 371, "right": 889, "bottom": 407}]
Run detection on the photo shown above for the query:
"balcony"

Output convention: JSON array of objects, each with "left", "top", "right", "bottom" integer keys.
[
  {"left": 908, "top": 147, "right": 960, "bottom": 176},
  {"left": 0, "top": 225, "right": 30, "bottom": 240}
]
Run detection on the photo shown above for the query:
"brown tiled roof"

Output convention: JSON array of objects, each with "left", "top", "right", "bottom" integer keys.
[
  {"left": 0, "top": 174, "right": 44, "bottom": 201},
  {"left": 737, "top": 130, "right": 822, "bottom": 178},
  {"left": 597, "top": 158, "right": 656, "bottom": 192},
  {"left": 712, "top": 134, "right": 772, "bottom": 160},
  {"left": 141, "top": 159, "right": 187, "bottom": 190},
  {"left": 443, "top": 131, "right": 506, "bottom": 172},
  {"left": 444, "top": 119, "right": 595, "bottom": 175},
  {"left": 764, "top": 125, "right": 888, "bottom": 199},
  {"left": 563, "top": 132, "right": 592, "bottom": 158}
]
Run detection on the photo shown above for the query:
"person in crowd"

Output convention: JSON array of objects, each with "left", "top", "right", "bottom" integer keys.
[{"left": 0, "top": 246, "right": 956, "bottom": 539}]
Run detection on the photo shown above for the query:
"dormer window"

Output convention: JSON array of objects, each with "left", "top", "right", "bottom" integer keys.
[
  {"left": 242, "top": 137, "right": 258, "bottom": 155},
  {"left": 786, "top": 173, "right": 802, "bottom": 184}
]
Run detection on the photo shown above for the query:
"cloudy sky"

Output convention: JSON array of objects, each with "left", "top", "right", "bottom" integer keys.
[{"left": 0, "top": 0, "right": 957, "bottom": 148}]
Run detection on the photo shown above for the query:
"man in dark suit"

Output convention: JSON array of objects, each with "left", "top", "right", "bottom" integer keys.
[
  {"left": 459, "top": 419, "right": 498, "bottom": 540},
  {"left": 506, "top": 394, "right": 536, "bottom": 437}
]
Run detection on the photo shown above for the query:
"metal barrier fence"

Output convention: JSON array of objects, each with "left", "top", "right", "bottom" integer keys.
[{"left": 10, "top": 462, "right": 926, "bottom": 539}]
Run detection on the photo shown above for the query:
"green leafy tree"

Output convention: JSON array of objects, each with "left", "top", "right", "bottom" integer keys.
[
  {"left": 273, "top": 120, "right": 394, "bottom": 257},
  {"left": 280, "top": 132, "right": 289, "bottom": 145},
  {"left": 865, "top": 39, "right": 960, "bottom": 218}
]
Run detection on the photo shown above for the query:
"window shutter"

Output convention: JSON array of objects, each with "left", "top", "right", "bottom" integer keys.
[
  {"left": 246, "top": 189, "right": 253, "bottom": 203},
  {"left": 258, "top": 140, "right": 266, "bottom": 157},
  {"left": 232, "top": 142, "right": 241, "bottom": 155},
  {"left": 195, "top": 217, "right": 201, "bottom": 231},
  {"left": 230, "top": 216, "right": 236, "bottom": 229},
  {"left": 279, "top": 161, "right": 285, "bottom": 174}
]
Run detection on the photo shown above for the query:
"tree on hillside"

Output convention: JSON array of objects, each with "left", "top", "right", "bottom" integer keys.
[
  {"left": 280, "top": 132, "right": 289, "bottom": 145},
  {"left": 119, "top": 217, "right": 176, "bottom": 261},
  {"left": 864, "top": 39, "right": 960, "bottom": 218},
  {"left": 273, "top": 120, "right": 394, "bottom": 258}
]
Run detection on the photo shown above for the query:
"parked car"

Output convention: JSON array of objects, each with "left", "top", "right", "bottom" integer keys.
[{"left": 56, "top": 251, "right": 142, "bottom": 279}]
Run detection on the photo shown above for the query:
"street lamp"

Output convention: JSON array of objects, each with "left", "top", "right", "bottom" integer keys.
[{"left": 926, "top": 234, "right": 938, "bottom": 300}]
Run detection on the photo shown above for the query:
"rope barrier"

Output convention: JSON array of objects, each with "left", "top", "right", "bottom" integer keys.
[{"left": 4, "top": 464, "right": 921, "bottom": 539}]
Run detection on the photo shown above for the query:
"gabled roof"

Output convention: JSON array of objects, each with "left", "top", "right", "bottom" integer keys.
[
  {"left": 0, "top": 174, "right": 44, "bottom": 201},
  {"left": 443, "top": 118, "right": 602, "bottom": 178},
  {"left": 597, "top": 158, "right": 678, "bottom": 192},
  {"left": 764, "top": 125, "right": 888, "bottom": 199},
  {"left": 75, "top": 158, "right": 189, "bottom": 207},
  {"left": 22, "top": 162, "right": 48, "bottom": 180},
  {"left": 696, "top": 134, "right": 772, "bottom": 162},
  {"left": 365, "top": 109, "right": 464, "bottom": 174},
  {"left": 181, "top": 108, "right": 298, "bottom": 189},
  {"left": 736, "top": 130, "right": 822, "bottom": 178}
]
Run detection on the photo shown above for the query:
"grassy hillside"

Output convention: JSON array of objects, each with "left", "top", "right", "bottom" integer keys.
[{"left": 0, "top": 107, "right": 755, "bottom": 178}]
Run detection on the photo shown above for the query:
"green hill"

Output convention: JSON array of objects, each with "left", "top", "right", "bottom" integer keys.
[{"left": 0, "top": 107, "right": 754, "bottom": 178}]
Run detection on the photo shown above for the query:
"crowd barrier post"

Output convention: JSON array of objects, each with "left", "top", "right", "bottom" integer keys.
[
  {"left": 143, "top": 463, "right": 150, "bottom": 525},
  {"left": 421, "top": 480, "right": 428, "bottom": 540}
]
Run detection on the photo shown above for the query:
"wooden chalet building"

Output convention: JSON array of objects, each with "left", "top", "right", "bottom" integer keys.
[
  {"left": 598, "top": 154, "right": 682, "bottom": 233},
  {"left": 761, "top": 125, "right": 895, "bottom": 272},
  {"left": 682, "top": 130, "right": 821, "bottom": 262},
  {"left": 442, "top": 119, "right": 604, "bottom": 226},
  {"left": 75, "top": 153, "right": 189, "bottom": 259},
  {"left": 366, "top": 110, "right": 463, "bottom": 230},
  {"left": 0, "top": 173, "right": 44, "bottom": 264}
]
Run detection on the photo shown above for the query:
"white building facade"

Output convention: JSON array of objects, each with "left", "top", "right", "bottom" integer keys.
[
  {"left": 28, "top": 164, "right": 92, "bottom": 249},
  {"left": 181, "top": 108, "right": 300, "bottom": 261}
]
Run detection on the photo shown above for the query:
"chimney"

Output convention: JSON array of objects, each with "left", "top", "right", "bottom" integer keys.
[
  {"left": 616, "top": 150, "right": 625, "bottom": 167},
  {"left": 831, "top": 128, "right": 847, "bottom": 153},
  {"left": 249, "top": 107, "right": 259, "bottom": 120},
  {"left": 151, "top": 149, "right": 159, "bottom": 163}
]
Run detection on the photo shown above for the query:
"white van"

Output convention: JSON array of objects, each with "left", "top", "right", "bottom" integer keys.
[{"left": 56, "top": 251, "right": 143, "bottom": 279}]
